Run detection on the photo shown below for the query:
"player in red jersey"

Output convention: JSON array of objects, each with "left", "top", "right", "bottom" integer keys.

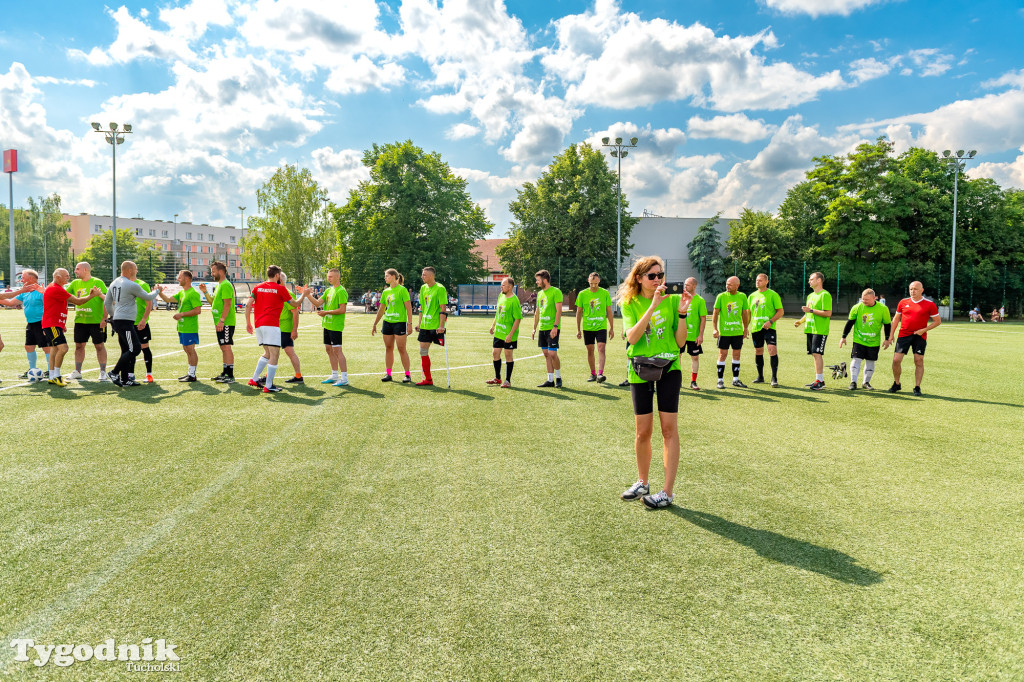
[
  {"left": 244, "top": 265, "right": 304, "bottom": 393},
  {"left": 41, "top": 268, "right": 104, "bottom": 386},
  {"left": 887, "top": 281, "right": 941, "bottom": 396}
]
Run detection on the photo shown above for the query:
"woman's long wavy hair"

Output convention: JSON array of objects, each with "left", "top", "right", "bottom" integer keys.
[{"left": 615, "top": 256, "right": 665, "bottom": 305}]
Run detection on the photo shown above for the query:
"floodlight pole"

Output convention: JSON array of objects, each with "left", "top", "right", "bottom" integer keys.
[
  {"left": 601, "top": 136, "right": 639, "bottom": 293},
  {"left": 4, "top": 149, "right": 17, "bottom": 286},
  {"left": 92, "top": 122, "right": 133, "bottom": 277},
  {"left": 940, "top": 149, "right": 976, "bottom": 321}
]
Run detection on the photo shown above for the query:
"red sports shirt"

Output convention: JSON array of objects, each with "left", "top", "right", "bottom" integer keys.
[
  {"left": 252, "top": 281, "right": 293, "bottom": 328},
  {"left": 41, "top": 283, "right": 72, "bottom": 329},
  {"left": 895, "top": 297, "right": 939, "bottom": 339}
]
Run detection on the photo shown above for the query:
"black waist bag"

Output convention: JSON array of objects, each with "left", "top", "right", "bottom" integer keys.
[{"left": 630, "top": 356, "right": 673, "bottom": 382}]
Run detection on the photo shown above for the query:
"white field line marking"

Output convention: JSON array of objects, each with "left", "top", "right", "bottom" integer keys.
[
  {"left": 0, "top": 389, "right": 339, "bottom": 671},
  {"left": 0, "top": 324, "right": 320, "bottom": 393}
]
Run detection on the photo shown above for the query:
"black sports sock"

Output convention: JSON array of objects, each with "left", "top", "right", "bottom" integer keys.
[
  {"left": 226, "top": 364, "right": 234, "bottom": 378},
  {"left": 770, "top": 354, "right": 778, "bottom": 379},
  {"left": 143, "top": 347, "right": 153, "bottom": 373},
  {"left": 506, "top": 361, "right": 514, "bottom": 381},
  {"left": 717, "top": 362, "right": 725, "bottom": 379},
  {"left": 493, "top": 360, "right": 501, "bottom": 379},
  {"left": 755, "top": 355, "right": 764, "bottom": 378},
  {"left": 732, "top": 361, "right": 740, "bottom": 378}
]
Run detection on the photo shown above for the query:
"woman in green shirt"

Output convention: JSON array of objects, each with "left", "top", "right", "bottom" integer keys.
[
  {"left": 617, "top": 256, "right": 691, "bottom": 510},
  {"left": 371, "top": 269, "right": 413, "bottom": 382}
]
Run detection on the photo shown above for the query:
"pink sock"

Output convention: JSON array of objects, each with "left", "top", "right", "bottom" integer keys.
[{"left": 386, "top": 368, "right": 392, "bottom": 376}]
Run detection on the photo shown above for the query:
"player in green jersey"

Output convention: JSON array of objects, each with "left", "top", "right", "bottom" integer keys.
[
  {"left": 681, "top": 277, "right": 707, "bottom": 390},
  {"left": 197, "top": 261, "right": 237, "bottom": 383},
  {"left": 794, "top": 271, "right": 833, "bottom": 390},
  {"left": 415, "top": 266, "right": 448, "bottom": 386},
  {"left": 531, "top": 269, "right": 563, "bottom": 387},
  {"left": 305, "top": 268, "right": 348, "bottom": 386},
  {"left": 748, "top": 273, "right": 785, "bottom": 386},
  {"left": 371, "top": 268, "right": 413, "bottom": 383},
  {"left": 66, "top": 261, "right": 109, "bottom": 381},
  {"left": 617, "top": 256, "right": 692, "bottom": 510},
  {"left": 840, "top": 288, "right": 892, "bottom": 390},
  {"left": 488, "top": 277, "right": 522, "bottom": 387},
  {"left": 712, "top": 276, "right": 750, "bottom": 389},
  {"left": 575, "top": 272, "right": 614, "bottom": 382},
  {"left": 157, "top": 269, "right": 204, "bottom": 382}
]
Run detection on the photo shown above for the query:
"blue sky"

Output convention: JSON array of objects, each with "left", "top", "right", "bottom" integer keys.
[{"left": 1, "top": 0, "right": 1023, "bottom": 236}]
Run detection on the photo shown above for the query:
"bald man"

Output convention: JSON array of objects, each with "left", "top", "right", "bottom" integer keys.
[
  {"left": 711, "top": 276, "right": 750, "bottom": 388},
  {"left": 888, "top": 281, "right": 941, "bottom": 396},
  {"left": 67, "top": 261, "right": 109, "bottom": 380},
  {"left": 795, "top": 271, "right": 832, "bottom": 390},
  {"left": 105, "top": 261, "right": 163, "bottom": 386}
]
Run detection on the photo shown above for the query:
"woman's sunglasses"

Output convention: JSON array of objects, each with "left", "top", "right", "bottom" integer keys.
[{"left": 644, "top": 272, "right": 666, "bottom": 281}]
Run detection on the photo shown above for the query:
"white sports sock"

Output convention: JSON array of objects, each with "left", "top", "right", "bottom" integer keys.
[
  {"left": 339, "top": 371, "right": 348, "bottom": 382},
  {"left": 816, "top": 373, "right": 824, "bottom": 381},
  {"left": 864, "top": 360, "right": 875, "bottom": 382},
  {"left": 547, "top": 372, "right": 554, "bottom": 381},
  {"left": 554, "top": 369, "right": 561, "bottom": 379},
  {"left": 266, "top": 364, "right": 278, "bottom": 388},
  {"left": 253, "top": 356, "right": 269, "bottom": 381},
  {"left": 188, "top": 365, "right": 197, "bottom": 377},
  {"left": 49, "top": 369, "right": 56, "bottom": 379},
  {"left": 850, "top": 358, "right": 862, "bottom": 381},
  {"left": 331, "top": 370, "right": 339, "bottom": 379}
]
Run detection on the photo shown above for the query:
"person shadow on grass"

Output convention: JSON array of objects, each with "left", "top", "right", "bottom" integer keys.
[{"left": 670, "top": 507, "right": 884, "bottom": 586}]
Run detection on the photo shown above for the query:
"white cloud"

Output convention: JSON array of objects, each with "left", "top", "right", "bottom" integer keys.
[
  {"left": 67, "top": 5, "right": 206, "bottom": 65},
  {"left": 446, "top": 123, "right": 481, "bottom": 140},
  {"left": 760, "top": 0, "right": 889, "bottom": 18},
  {"left": 839, "top": 88, "right": 1024, "bottom": 155},
  {"left": 904, "top": 48, "right": 953, "bottom": 77},
  {"left": 310, "top": 147, "right": 370, "bottom": 198},
  {"left": 982, "top": 69, "right": 1024, "bottom": 90},
  {"left": 34, "top": 76, "right": 97, "bottom": 87},
  {"left": 971, "top": 146, "right": 1024, "bottom": 190},
  {"left": 848, "top": 57, "right": 893, "bottom": 83},
  {"left": 687, "top": 114, "right": 775, "bottom": 142},
  {"left": 547, "top": 1, "right": 845, "bottom": 112}
]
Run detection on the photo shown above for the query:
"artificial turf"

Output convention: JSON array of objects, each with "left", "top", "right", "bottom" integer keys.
[{"left": 0, "top": 308, "right": 1021, "bottom": 680}]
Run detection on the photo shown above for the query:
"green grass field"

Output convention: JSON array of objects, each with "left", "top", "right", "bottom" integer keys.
[{"left": 0, "top": 308, "right": 1021, "bottom": 680}]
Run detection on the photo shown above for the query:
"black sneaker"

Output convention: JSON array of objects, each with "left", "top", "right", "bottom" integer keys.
[
  {"left": 178, "top": 374, "right": 198, "bottom": 382},
  {"left": 17, "top": 371, "right": 29, "bottom": 379},
  {"left": 913, "top": 386, "right": 922, "bottom": 396},
  {"left": 690, "top": 380, "right": 700, "bottom": 391},
  {"left": 621, "top": 480, "right": 650, "bottom": 500},
  {"left": 285, "top": 376, "right": 304, "bottom": 384},
  {"left": 752, "top": 377, "right": 765, "bottom": 384},
  {"left": 110, "top": 375, "right": 124, "bottom": 387},
  {"left": 211, "top": 373, "right": 226, "bottom": 381},
  {"left": 256, "top": 377, "right": 265, "bottom": 388},
  {"left": 770, "top": 378, "right": 779, "bottom": 387},
  {"left": 123, "top": 379, "right": 142, "bottom": 387},
  {"left": 402, "top": 375, "right": 412, "bottom": 383},
  {"left": 863, "top": 381, "right": 874, "bottom": 390},
  {"left": 587, "top": 374, "right": 597, "bottom": 382},
  {"left": 618, "top": 379, "right": 630, "bottom": 387},
  {"left": 263, "top": 385, "right": 282, "bottom": 393},
  {"left": 381, "top": 375, "right": 393, "bottom": 382},
  {"left": 849, "top": 381, "right": 857, "bottom": 390},
  {"left": 538, "top": 380, "right": 556, "bottom": 388},
  {"left": 732, "top": 379, "right": 747, "bottom": 388},
  {"left": 597, "top": 374, "right": 607, "bottom": 383},
  {"left": 555, "top": 378, "right": 563, "bottom": 388},
  {"left": 809, "top": 380, "right": 826, "bottom": 391},
  {"left": 217, "top": 376, "right": 236, "bottom": 384},
  {"left": 888, "top": 382, "right": 901, "bottom": 393}
]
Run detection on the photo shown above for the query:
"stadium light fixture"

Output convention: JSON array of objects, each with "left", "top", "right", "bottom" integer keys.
[
  {"left": 938, "top": 148, "right": 978, "bottom": 321},
  {"left": 601, "top": 134, "right": 640, "bottom": 293},
  {"left": 91, "top": 121, "right": 133, "bottom": 277}
]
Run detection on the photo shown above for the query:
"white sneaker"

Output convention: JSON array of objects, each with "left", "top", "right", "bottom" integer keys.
[
  {"left": 68, "top": 370, "right": 83, "bottom": 380},
  {"left": 642, "top": 490, "right": 674, "bottom": 509},
  {"left": 621, "top": 480, "right": 650, "bottom": 500},
  {"left": 98, "top": 371, "right": 111, "bottom": 382}
]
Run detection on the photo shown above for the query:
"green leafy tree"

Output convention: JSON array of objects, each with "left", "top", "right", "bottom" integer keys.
[
  {"left": 498, "top": 143, "right": 636, "bottom": 293},
  {"left": 242, "top": 165, "right": 335, "bottom": 286},
  {"left": 336, "top": 140, "right": 491, "bottom": 293},
  {"left": 79, "top": 228, "right": 142, "bottom": 283},
  {"left": 0, "top": 194, "right": 73, "bottom": 281},
  {"left": 687, "top": 212, "right": 727, "bottom": 296},
  {"left": 725, "top": 208, "right": 799, "bottom": 296}
]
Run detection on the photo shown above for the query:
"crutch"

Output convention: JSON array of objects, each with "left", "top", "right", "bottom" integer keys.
[{"left": 443, "top": 333, "right": 451, "bottom": 388}]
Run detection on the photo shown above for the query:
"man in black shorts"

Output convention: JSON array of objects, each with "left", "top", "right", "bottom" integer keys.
[
  {"left": 680, "top": 277, "right": 707, "bottom": 390},
  {"left": 487, "top": 277, "right": 522, "bottom": 387},
  {"left": 531, "top": 269, "right": 563, "bottom": 387},
  {"left": 711, "top": 276, "right": 750, "bottom": 389},
  {"left": 67, "top": 261, "right": 109, "bottom": 381}
]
